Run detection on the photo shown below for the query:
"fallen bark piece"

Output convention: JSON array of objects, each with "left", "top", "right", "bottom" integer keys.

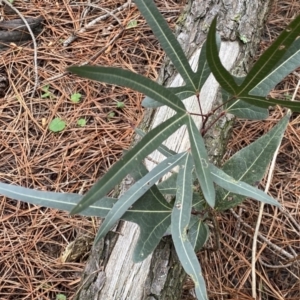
[{"left": 0, "top": 17, "right": 43, "bottom": 50}]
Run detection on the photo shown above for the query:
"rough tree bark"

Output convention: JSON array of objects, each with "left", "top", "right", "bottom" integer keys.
[{"left": 74, "top": 0, "right": 272, "bottom": 299}]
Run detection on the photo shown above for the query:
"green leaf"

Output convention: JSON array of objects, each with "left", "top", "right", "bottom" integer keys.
[
  {"left": 206, "top": 17, "right": 239, "bottom": 95},
  {"left": 251, "top": 38, "right": 300, "bottom": 96},
  {"left": 0, "top": 179, "right": 172, "bottom": 262},
  {"left": 193, "top": 36, "right": 220, "bottom": 91},
  {"left": 142, "top": 86, "right": 195, "bottom": 108},
  {"left": 123, "top": 162, "right": 173, "bottom": 262},
  {"left": 126, "top": 186, "right": 172, "bottom": 262},
  {"left": 49, "top": 118, "right": 66, "bottom": 132},
  {"left": 77, "top": 118, "right": 86, "bottom": 127},
  {"left": 192, "top": 191, "right": 206, "bottom": 212},
  {"left": 210, "top": 165, "right": 279, "bottom": 206},
  {"left": 41, "top": 85, "right": 52, "bottom": 99},
  {"left": 0, "top": 181, "right": 83, "bottom": 212},
  {"left": 157, "top": 172, "right": 178, "bottom": 194},
  {"left": 239, "top": 95, "right": 300, "bottom": 112},
  {"left": 216, "top": 114, "right": 289, "bottom": 211},
  {"left": 187, "top": 116, "right": 215, "bottom": 207},
  {"left": 107, "top": 112, "right": 115, "bottom": 119},
  {"left": 238, "top": 14, "right": 300, "bottom": 94},
  {"left": 70, "top": 92, "right": 82, "bottom": 103},
  {"left": 135, "top": 0, "right": 196, "bottom": 89},
  {"left": 71, "top": 113, "right": 188, "bottom": 215},
  {"left": 56, "top": 294, "right": 67, "bottom": 300},
  {"left": 94, "top": 152, "right": 187, "bottom": 244},
  {"left": 126, "top": 20, "right": 138, "bottom": 29},
  {"left": 188, "top": 216, "right": 209, "bottom": 252},
  {"left": 226, "top": 99, "right": 269, "bottom": 120},
  {"left": 222, "top": 88, "right": 269, "bottom": 120},
  {"left": 171, "top": 154, "right": 208, "bottom": 300},
  {"left": 68, "top": 66, "right": 186, "bottom": 113},
  {"left": 116, "top": 101, "right": 125, "bottom": 108},
  {"left": 135, "top": 127, "right": 177, "bottom": 157}
]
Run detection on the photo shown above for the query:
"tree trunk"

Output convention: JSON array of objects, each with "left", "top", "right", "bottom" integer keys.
[{"left": 75, "top": 0, "right": 272, "bottom": 299}]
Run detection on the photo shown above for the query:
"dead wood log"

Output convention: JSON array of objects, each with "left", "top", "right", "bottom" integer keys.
[
  {"left": 0, "top": 17, "right": 43, "bottom": 50},
  {"left": 74, "top": 0, "right": 272, "bottom": 299}
]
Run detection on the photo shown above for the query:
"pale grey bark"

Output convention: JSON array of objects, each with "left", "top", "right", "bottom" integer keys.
[{"left": 75, "top": 0, "right": 272, "bottom": 299}]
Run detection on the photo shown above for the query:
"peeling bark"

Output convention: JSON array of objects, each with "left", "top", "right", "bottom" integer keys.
[{"left": 75, "top": 0, "right": 272, "bottom": 299}]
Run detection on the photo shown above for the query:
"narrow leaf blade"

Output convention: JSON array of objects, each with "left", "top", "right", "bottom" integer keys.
[
  {"left": 210, "top": 165, "right": 279, "bottom": 206},
  {"left": 68, "top": 66, "right": 186, "bottom": 113},
  {"left": 239, "top": 14, "right": 300, "bottom": 93},
  {"left": 187, "top": 116, "right": 215, "bottom": 207},
  {"left": 239, "top": 95, "right": 300, "bottom": 112},
  {"left": 135, "top": 0, "right": 196, "bottom": 88},
  {"left": 142, "top": 86, "right": 195, "bottom": 108},
  {"left": 135, "top": 127, "right": 177, "bottom": 157},
  {"left": 0, "top": 178, "right": 173, "bottom": 263},
  {"left": 124, "top": 162, "right": 173, "bottom": 262},
  {"left": 171, "top": 154, "right": 208, "bottom": 300},
  {"left": 194, "top": 36, "right": 220, "bottom": 91},
  {"left": 206, "top": 17, "right": 239, "bottom": 94},
  {"left": 251, "top": 38, "right": 300, "bottom": 96}
]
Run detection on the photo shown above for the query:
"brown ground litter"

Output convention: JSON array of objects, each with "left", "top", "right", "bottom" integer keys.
[
  {"left": 182, "top": 1, "right": 300, "bottom": 299},
  {"left": 0, "top": 1, "right": 299, "bottom": 300},
  {"left": 0, "top": 1, "right": 182, "bottom": 299}
]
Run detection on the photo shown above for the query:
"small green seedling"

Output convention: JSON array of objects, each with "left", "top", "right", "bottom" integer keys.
[
  {"left": 107, "top": 112, "right": 115, "bottom": 119},
  {"left": 41, "top": 85, "right": 52, "bottom": 98},
  {"left": 49, "top": 118, "right": 66, "bottom": 132},
  {"left": 70, "top": 92, "right": 82, "bottom": 103},
  {"left": 126, "top": 20, "right": 138, "bottom": 29},
  {"left": 116, "top": 101, "right": 125, "bottom": 109},
  {"left": 77, "top": 118, "right": 87, "bottom": 127},
  {"left": 56, "top": 294, "right": 67, "bottom": 300}
]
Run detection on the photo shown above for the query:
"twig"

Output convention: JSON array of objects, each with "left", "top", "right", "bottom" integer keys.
[
  {"left": 251, "top": 141, "right": 280, "bottom": 299},
  {"left": 2, "top": 0, "right": 39, "bottom": 98},
  {"left": 42, "top": 29, "right": 124, "bottom": 83},
  {"left": 44, "top": 2, "right": 126, "bottom": 84},
  {"left": 63, "top": 0, "right": 133, "bottom": 47},
  {"left": 258, "top": 257, "right": 294, "bottom": 269},
  {"left": 230, "top": 209, "right": 294, "bottom": 260},
  {"left": 251, "top": 79, "right": 300, "bottom": 298}
]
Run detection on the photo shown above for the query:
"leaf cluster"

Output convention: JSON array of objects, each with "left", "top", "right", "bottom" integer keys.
[{"left": 1, "top": 1, "right": 300, "bottom": 299}]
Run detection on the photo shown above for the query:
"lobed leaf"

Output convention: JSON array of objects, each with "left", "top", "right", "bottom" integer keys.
[
  {"left": 222, "top": 88, "right": 269, "bottom": 120},
  {"left": 94, "top": 152, "right": 187, "bottom": 244},
  {"left": 216, "top": 114, "right": 289, "bottom": 210},
  {"left": 0, "top": 180, "right": 172, "bottom": 262},
  {"left": 124, "top": 161, "right": 173, "bottom": 262}
]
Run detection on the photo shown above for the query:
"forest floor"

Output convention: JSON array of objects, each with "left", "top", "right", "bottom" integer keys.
[{"left": 0, "top": 0, "right": 299, "bottom": 299}]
